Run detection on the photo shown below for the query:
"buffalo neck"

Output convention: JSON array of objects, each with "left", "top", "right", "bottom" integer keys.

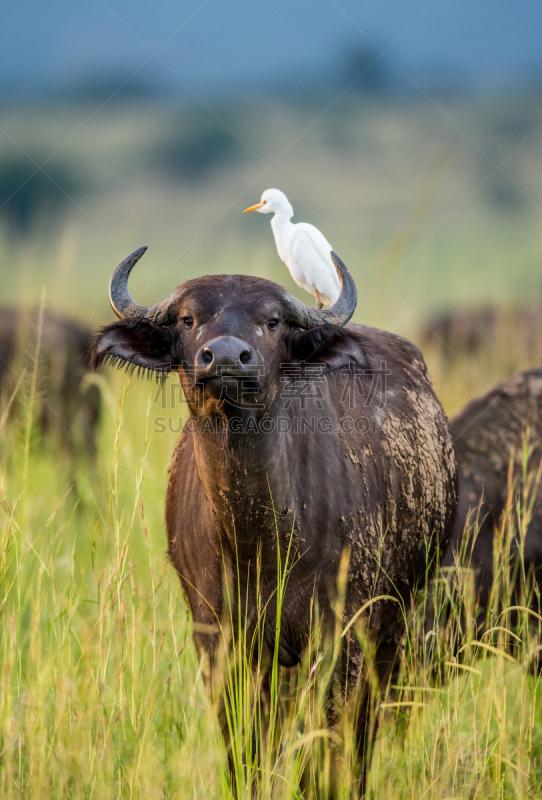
[{"left": 190, "top": 405, "right": 295, "bottom": 561}]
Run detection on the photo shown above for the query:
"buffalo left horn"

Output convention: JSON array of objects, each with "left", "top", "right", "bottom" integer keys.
[
  {"left": 282, "top": 252, "right": 357, "bottom": 329},
  {"left": 109, "top": 247, "right": 178, "bottom": 324}
]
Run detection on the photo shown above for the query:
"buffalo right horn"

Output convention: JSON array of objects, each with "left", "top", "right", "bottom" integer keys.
[{"left": 282, "top": 251, "right": 357, "bottom": 329}]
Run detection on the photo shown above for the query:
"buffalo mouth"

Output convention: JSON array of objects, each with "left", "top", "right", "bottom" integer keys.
[{"left": 195, "top": 371, "right": 262, "bottom": 402}]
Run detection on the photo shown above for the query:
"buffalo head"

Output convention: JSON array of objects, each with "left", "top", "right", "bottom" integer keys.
[{"left": 92, "top": 246, "right": 358, "bottom": 417}]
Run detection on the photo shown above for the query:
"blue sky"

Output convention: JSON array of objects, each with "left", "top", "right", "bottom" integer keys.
[{"left": 1, "top": 0, "right": 541, "bottom": 97}]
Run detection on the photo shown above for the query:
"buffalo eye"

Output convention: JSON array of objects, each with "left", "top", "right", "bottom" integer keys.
[
  {"left": 267, "top": 318, "right": 279, "bottom": 331},
  {"left": 182, "top": 316, "right": 194, "bottom": 329}
]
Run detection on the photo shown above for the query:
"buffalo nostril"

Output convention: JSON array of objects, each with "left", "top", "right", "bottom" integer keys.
[
  {"left": 202, "top": 348, "right": 214, "bottom": 365},
  {"left": 239, "top": 349, "right": 251, "bottom": 365}
]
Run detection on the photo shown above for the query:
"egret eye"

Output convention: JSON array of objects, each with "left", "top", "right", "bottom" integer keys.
[
  {"left": 267, "top": 318, "right": 279, "bottom": 331},
  {"left": 182, "top": 316, "right": 194, "bottom": 329}
]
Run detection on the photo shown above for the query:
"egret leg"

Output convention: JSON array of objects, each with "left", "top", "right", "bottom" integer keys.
[{"left": 315, "top": 291, "right": 324, "bottom": 310}]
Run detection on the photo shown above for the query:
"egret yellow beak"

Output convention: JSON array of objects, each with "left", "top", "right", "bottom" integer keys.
[{"left": 243, "top": 201, "right": 265, "bottom": 213}]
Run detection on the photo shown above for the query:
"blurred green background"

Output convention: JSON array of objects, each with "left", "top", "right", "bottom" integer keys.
[
  {"left": 1, "top": 91, "right": 541, "bottom": 322},
  {"left": 2, "top": 5, "right": 542, "bottom": 797}
]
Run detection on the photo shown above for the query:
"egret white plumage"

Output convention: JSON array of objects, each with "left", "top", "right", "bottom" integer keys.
[{"left": 244, "top": 188, "right": 340, "bottom": 309}]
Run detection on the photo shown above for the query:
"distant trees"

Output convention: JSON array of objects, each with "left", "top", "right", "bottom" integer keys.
[
  {"left": 0, "top": 156, "right": 80, "bottom": 235},
  {"left": 341, "top": 43, "right": 392, "bottom": 94},
  {"left": 154, "top": 109, "right": 242, "bottom": 182}
]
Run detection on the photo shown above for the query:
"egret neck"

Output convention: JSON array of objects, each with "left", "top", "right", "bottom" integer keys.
[{"left": 270, "top": 201, "right": 294, "bottom": 263}]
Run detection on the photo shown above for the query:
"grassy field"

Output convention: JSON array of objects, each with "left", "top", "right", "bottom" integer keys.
[
  {"left": 2, "top": 346, "right": 542, "bottom": 799},
  {"left": 2, "top": 92, "right": 542, "bottom": 797}
]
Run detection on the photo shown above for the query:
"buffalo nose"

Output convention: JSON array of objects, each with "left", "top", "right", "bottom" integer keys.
[{"left": 196, "top": 336, "right": 253, "bottom": 370}]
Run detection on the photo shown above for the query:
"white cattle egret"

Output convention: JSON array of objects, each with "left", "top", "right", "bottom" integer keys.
[{"left": 244, "top": 188, "right": 340, "bottom": 309}]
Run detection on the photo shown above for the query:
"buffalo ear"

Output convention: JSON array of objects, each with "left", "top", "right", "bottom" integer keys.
[
  {"left": 288, "top": 326, "right": 369, "bottom": 372},
  {"left": 91, "top": 319, "right": 176, "bottom": 376}
]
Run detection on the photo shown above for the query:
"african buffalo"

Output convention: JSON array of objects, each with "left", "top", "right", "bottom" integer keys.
[
  {"left": 443, "top": 368, "right": 542, "bottom": 614},
  {"left": 92, "top": 246, "right": 457, "bottom": 787},
  {"left": 0, "top": 307, "right": 101, "bottom": 456}
]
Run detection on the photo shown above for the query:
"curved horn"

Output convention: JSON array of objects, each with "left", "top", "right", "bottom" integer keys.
[
  {"left": 109, "top": 246, "right": 177, "bottom": 324},
  {"left": 282, "top": 252, "right": 357, "bottom": 329}
]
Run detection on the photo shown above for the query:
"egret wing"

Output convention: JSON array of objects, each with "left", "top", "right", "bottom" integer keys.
[{"left": 291, "top": 228, "right": 340, "bottom": 304}]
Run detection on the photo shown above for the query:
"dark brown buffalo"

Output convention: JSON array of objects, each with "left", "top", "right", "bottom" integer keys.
[
  {"left": 0, "top": 307, "right": 101, "bottom": 456},
  {"left": 92, "top": 246, "right": 457, "bottom": 786},
  {"left": 443, "top": 368, "right": 542, "bottom": 613}
]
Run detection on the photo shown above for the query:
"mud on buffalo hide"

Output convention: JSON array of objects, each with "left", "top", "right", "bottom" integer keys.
[{"left": 444, "top": 368, "right": 542, "bottom": 609}]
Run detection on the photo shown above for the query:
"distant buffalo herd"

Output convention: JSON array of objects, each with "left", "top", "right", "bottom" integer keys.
[
  {"left": 3, "top": 251, "right": 542, "bottom": 787},
  {"left": 0, "top": 307, "right": 100, "bottom": 455}
]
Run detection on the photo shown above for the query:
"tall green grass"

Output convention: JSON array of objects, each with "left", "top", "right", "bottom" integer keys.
[
  {"left": 2, "top": 90, "right": 542, "bottom": 797},
  {"left": 2, "top": 314, "right": 542, "bottom": 799}
]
